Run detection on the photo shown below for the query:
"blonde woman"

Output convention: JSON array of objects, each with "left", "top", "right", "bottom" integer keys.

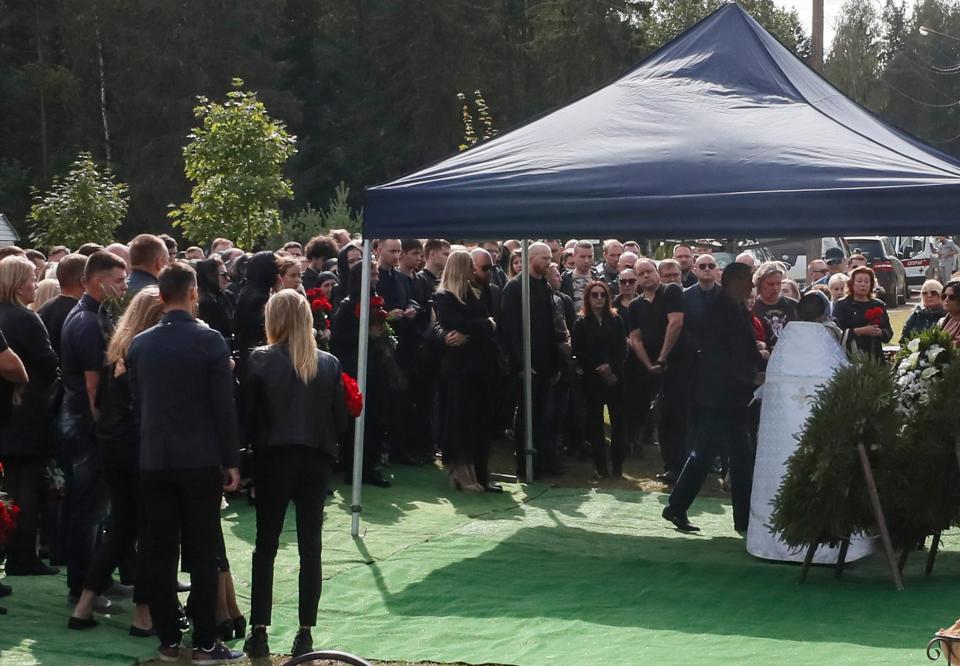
[
  {"left": 435, "top": 250, "right": 498, "bottom": 492},
  {"left": 243, "top": 289, "right": 348, "bottom": 660},
  {"left": 69, "top": 288, "right": 163, "bottom": 634},
  {"left": 0, "top": 256, "right": 59, "bottom": 576},
  {"left": 30, "top": 278, "right": 61, "bottom": 312}
]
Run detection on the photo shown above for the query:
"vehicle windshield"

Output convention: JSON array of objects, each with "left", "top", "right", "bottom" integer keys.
[{"left": 846, "top": 239, "right": 885, "bottom": 262}]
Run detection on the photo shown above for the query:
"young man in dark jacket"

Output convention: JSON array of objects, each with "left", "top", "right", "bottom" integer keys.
[{"left": 128, "top": 262, "right": 242, "bottom": 664}]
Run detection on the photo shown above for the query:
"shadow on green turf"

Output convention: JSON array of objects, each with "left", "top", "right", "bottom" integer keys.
[{"left": 355, "top": 523, "right": 960, "bottom": 651}]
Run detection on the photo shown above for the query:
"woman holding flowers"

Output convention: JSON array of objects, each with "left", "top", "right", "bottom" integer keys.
[{"left": 832, "top": 266, "right": 893, "bottom": 361}]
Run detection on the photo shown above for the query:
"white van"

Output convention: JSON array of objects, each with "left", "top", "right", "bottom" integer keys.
[{"left": 891, "top": 236, "right": 941, "bottom": 285}]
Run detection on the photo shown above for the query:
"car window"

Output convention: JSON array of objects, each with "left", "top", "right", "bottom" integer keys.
[{"left": 847, "top": 239, "right": 884, "bottom": 261}]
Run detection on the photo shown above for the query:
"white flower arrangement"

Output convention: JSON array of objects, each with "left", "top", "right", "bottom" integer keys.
[{"left": 894, "top": 336, "right": 951, "bottom": 420}]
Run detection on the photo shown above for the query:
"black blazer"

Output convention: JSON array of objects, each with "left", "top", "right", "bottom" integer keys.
[
  {"left": 0, "top": 303, "right": 59, "bottom": 456},
  {"left": 244, "top": 344, "right": 347, "bottom": 459},
  {"left": 128, "top": 310, "right": 239, "bottom": 472},
  {"left": 435, "top": 289, "right": 496, "bottom": 376},
  {"left": 696, "top": 293, "right": 762, "bottom": 408},
  {"left": 572, "top": 313, "right": 627, "bottom": 379}
]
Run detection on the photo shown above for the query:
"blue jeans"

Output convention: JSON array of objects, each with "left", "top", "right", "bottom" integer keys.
[{"left": 60, "top": 411, "right": 108, "bottom": 596}]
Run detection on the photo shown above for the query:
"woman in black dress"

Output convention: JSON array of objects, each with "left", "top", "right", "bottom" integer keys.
[
  {"left": 832, "top": 266, "right": 893, "bottom": 361},
  {"left": 434, "top": 250, "right": 497, "bottom": 492},
  {"left": 572, "top": 280, "right": 628, "bottom": 477}
]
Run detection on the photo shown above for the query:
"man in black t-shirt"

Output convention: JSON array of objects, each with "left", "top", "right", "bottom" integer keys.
[
  {"left": 38, "top": 254, "right": 87, "bottom": 356},
  {"left": 627, "top": 259, "right": 685, "bottom": 479},
  {"left": 752, "top": 261, "right": 798, "bottom": 349}
]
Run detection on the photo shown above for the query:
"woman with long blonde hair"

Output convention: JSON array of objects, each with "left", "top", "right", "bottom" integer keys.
[
  {"left": 243, "top": 289, "right": 348, "bottom": 659},
  {"left": 69, "top": 287, "right": 163, "bottom": 633},
  {"left": 0, "top": 256, "right": 59, "bottom": 577},
  {"left": 30, "top": 278, "right": 61, "bottom": 312},
  {"left": 435, "top": 250, "right": 498, "bottom": 492}
]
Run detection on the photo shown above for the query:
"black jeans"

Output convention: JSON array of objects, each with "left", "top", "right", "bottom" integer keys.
[
  {"left": 61, "top": 412, "right": 109, "bottom": 596},
  {"left": 582, "top": 375, "right": 625, "bottom": 476},
  {"left": 514, "top": 373, "right": 556, "bottom": 474},
  {"left": 250, "top": 447, "right": 329, "bottom": 627},
  {"left": 82, "top": 444, "right": 144, "bottom": 602},
  {"left": 140, "top": 467, "right": 222, "bottom": 648},
  {"left": 668, "top": 404, "right": 753, "bottom": 530},
  {"left": 1, "top": 455, "right": 45, "bottom": 570}
]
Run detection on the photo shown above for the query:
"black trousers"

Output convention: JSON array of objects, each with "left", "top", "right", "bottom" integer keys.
[
  {"left": 658, "top": 364, "right": 689, "bottom": 475},
  {"left": 1, "top": 455, "right": 45, "bottom": 569},
  {"left": 514, "top": 373, "right": 556, "bottom": 474},
  {"left": 581, "top": 375, "right": 625, "bottom": 476},
  {"left": 250, "top": 447, "right": 329, "bottom": 627},
  {"left": 82, "top": 444, "right": 144, "bottom": 602},
  {"left": 668, "top": 404, "right": 753, "bottom": 530},
  {"left": 140, "top": 467, "right": 222, "bottom": 648}
]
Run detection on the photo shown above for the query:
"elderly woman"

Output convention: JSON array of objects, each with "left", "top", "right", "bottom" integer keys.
[
  {"left": 832, "top": 267, "right": 893, "bottom": 361},
  {"left": 902, "top": 279, "right": 945, "bottom": 341}
]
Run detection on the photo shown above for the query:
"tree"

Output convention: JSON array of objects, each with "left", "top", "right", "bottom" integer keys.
[
  {"left": 318, "top": 182, "right": 362, "bottom": 236},
  {"left": 28, "top": 151, "right": 127, "bottom": 249},
  {"left": 824, "top": 0, "right": 884, "bottom": 112},
  {"left": 170, "top": 79, "right": 297, "bottom": 250}
]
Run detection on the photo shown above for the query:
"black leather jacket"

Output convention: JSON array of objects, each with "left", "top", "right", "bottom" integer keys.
[{"left": 244, "top": 344, "right": 348, "bottom": 459}]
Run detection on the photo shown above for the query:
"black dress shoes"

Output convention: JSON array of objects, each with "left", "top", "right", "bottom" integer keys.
[
  {"left": 484, "top": 482, "right": 504, "bottom": 494},
  {"left": 662, "top": 506, "right": 700, "bottom": 532},
  {"left": 0, "top": 581, "right": 11, "bottom": 598},
  {"left": 365, "top": 471, "right": 392, "bottom": 488}
]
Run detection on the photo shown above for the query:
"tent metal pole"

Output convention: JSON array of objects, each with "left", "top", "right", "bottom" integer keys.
[
  {"left": 350, "top": 239, "right": 373, "bottom": 537},
  {"left": 521, "top": 240, "right": 534, "bottom": 483}
]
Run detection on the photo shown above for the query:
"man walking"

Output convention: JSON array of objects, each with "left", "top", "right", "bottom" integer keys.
[
  {"left": 128, "top": 262, "right": 243, "bottom": 663},
  {"left": 663, "top": 263, "right": 761, "bottom": 533}
]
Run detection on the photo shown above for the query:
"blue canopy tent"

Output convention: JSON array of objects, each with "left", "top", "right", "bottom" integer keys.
[{"left": 347, "top": 3, "right": 960, "bottom": 535}]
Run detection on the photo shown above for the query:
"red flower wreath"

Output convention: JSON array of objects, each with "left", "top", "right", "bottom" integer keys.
[
  {"left": 341, "top": 373, "right": 364, "bottom": 418},
  {"left": 865, "top": 307, "right": 885, "bottom": 326}
]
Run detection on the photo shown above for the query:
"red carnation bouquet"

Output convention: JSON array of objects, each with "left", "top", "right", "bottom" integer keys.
[
  {"left": 0, "top": 462, "right": 19, "bottom": 546},
  {"left": 354, "top": 295, "right": 388, "bottom": 323},
  {"left": 341, "top": 373, "right": 364, "bottom": 417},
  {"left": 866, "top": 307, "right": 885, "bottom": 326}
]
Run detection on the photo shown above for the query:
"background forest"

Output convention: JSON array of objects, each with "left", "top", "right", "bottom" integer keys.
[{"left": 1, "top": 0, "right": 958, "bottom": 242}]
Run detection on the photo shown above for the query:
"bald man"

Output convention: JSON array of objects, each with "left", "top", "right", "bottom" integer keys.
[
  {"left": 104, "top": 243, "right": 131, "bottom": 276},
  {"left": 500, "top": 242, "right": 562, "bottom": 477},
  {"left": 735, "top": 252, "right": 756, "bottom": 273}
]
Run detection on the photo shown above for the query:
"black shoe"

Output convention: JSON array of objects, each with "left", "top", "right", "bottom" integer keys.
[
  {"left": 0, "top": 581, "right": 11, "bottom": 598},
  {"left": 662, "top": 506, "right": 700, "bottom": 533},
  {"left": 365, "top": 471, "right": 392, "bottom": 488},
  {"left": 243, "top": 626, "right": 269, "bottom": 659},
  {"left": 67, "top": 615, "right": 99, "bottom": 630},
  {"left": 6, "top": 561, "right": 59, "bottom": 576},
  {"left": 232, "top": 616, "right": 246, "bottom": 640},
  {"left": 484, "top": 482, "right": 504, "bottom": 494},
  {"left": 129, "top": 624, "right": 156, "bottom": 638},
  {"left": 192, "top": 642, "right": 244, "bottom": 664},
  {"left": 176, "top": 579, "right": 191, "bottom": 593},
  {"left": 656, "top": 470, "right": 679, "bottom": 485},
  {"left": 291, "top": 628, "right": 313, "bottom": 658}
]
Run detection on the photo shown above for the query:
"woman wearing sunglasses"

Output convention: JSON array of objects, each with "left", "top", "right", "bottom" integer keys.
[
  {"left": 572, "top": 280, "right": 627, "bottom": 478},
  {"left": 901, "top": 279, "right": 944, "bottom": 341},
  {"left": 612, "top": 268, "right": 638, "bottom": 318},
  {"left": 938, "top": 281, "right": 960, "bottom": 346}
]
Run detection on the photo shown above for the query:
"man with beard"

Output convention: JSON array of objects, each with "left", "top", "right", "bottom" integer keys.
[{"left": 673, "top": 244, "right": 697, "bottom": 288}]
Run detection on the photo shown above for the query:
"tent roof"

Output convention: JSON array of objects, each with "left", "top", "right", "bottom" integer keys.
[{"left": 363, "top": 3, "right": 960, "bottom": 239}]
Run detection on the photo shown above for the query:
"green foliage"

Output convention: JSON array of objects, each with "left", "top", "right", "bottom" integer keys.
[
  {"left": 169, "top": 79, "right": 297, "bottom": 250},
  {"left": 824, "top": 0, "right": 885, "bottom": 112},
  {"left": 265, "top": 181, "right": 361, "bottom": 248},
  {"left": 770, "top": 356, "right": 902, "bottom": 548},
  {"left": 458, "top": 90, "right": 498, "bottom": 151},
  {"left": 880, "top": 330, "right": 960, "bottom": 550},
  {"left": 28, "top": 152, "right": 127, "bottom": 249}
]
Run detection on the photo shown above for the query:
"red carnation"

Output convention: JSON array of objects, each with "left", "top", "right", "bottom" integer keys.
[
  {"left": 341, "top": 372, "right": 364, "bottom": 418},
  {"left": 306, "top": 288, "right": 323, "bottom": 298},
  {"left": 865, "top": 307, "right": 885, "bottom": 325},
  {"left": 0, "top": 500, "right": 19, "bottom": 545}
]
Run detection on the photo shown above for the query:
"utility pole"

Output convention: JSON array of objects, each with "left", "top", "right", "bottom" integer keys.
[{"left": 811, "top": 0, "right": 824, "bottom": 71}]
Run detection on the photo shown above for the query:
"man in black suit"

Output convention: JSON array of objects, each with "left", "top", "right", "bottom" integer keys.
[
  {"left": 663, "top": 262, "right": 761, "bottom": 534},
  {"left": 128, "top": 262, "right": 243, "bottom": 663}
]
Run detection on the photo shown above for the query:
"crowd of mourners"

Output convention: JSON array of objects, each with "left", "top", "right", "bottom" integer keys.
[{"left": 1, "top": 231, "right": 959, "bottom": 662}]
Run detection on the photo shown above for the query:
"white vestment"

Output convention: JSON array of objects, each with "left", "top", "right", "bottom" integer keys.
[{"left": 746, "top": 321, "right": 874, "bottom": 563}]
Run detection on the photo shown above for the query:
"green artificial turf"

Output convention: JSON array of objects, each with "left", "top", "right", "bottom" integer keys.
[{"left": 1, "top": 466, "right": 955, "bottom": 665}]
